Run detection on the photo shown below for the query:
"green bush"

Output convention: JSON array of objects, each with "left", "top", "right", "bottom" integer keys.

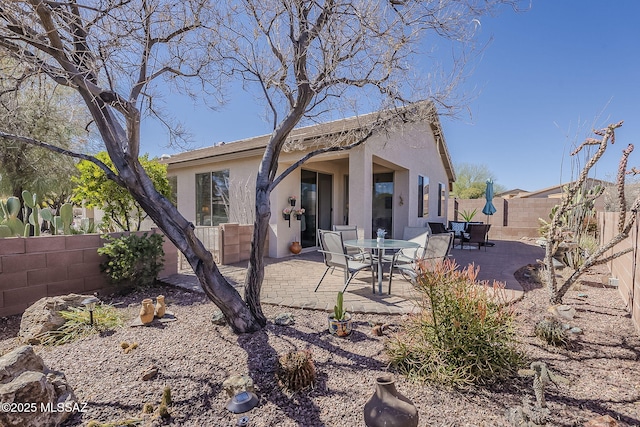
[
  {"left": 385, "top": 260, "right": 525, "bottom": 389},
  {"left": 98, "top": 232, "right": 165, "bottom": 291}
]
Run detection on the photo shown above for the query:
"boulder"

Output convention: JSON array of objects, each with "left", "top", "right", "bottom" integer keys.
[
  {"left": 0, "top": 346, "right": 77, "bottom": 427},
  {"left": 223, "top": 374, "right": 255, "bottom": 398},
  {"left": 547, "top": 304, "right": 576, "bottom": 320},
  {"left": 19, "top": 294, "right": 94, "bottom": 344}
]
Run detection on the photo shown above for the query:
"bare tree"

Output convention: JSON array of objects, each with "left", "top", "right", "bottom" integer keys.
[
  {"left": 544, "top": 121, "right": 640, "bottom": 304},
  {"left": 0, "top": 0, "right": 521, "bottom": 332}
]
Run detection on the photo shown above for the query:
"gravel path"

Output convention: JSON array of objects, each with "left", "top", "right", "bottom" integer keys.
[{"left": 0, "top": 266, "right": 639, "bottom": 427}]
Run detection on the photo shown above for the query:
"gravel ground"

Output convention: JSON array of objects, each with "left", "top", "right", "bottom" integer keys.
[{"left": 1, "top": 265, "right": 639, "bottom": 427}]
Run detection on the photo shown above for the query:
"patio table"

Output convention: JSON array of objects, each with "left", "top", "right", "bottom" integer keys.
[{"left": 344, "top": 239, "right": 419, "bottom": 295}]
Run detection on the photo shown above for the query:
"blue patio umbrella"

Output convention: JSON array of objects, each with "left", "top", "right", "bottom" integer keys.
[{"left": 482, "top": 179, "right": 497, "bottom": 217}]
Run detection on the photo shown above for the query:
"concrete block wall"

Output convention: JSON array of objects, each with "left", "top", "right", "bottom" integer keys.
[
  {"left": 220, "top": 223, "right": 256, "bottom": 264},
  {"left": 0, "top": 231, "right": 178, "bottom": 318},
  {"left": 447, "top": 198, "right": 559, "bottom": 239},
  {"left": 599, "top": 212, "right": 639, "bottom": 333}
]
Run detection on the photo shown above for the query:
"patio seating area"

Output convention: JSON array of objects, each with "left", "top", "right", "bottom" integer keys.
[{"left": 162, "top": 239, "right": 545, "bottom": 315}]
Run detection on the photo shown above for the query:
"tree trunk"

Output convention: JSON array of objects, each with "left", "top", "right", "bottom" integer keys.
[
  {"left": 243, "top": 183, "right": 271, "bottom": 327},
  {"left": 77, "top": 89, "right": 263, "bottom": 333}
]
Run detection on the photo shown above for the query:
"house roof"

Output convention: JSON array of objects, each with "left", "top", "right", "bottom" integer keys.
[
  {"left": 509, "top": 178, "right": 610, "bottom": 198},
  {"left": 162, "top": 102, "right": 456, "bottom": 183}
]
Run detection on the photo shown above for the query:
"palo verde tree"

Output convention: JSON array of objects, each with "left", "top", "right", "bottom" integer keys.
[
  {"left": 0, "top": 63, "right": 89, "bottom": 206},
  {"left": 72, "top": 152, "right": 171, "bottom": 232},
  {"left": 544, "top": 121, "right": 640, "bottom": 304},
  {"left": 0, "top": 0, "right": 522, "bottom": 333}
]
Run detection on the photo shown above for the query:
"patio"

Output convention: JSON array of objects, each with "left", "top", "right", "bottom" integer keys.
[{"left": 162, "top": 239, "right": 545, "bottom": 314}]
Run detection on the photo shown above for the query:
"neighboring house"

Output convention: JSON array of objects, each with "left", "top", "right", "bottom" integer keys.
[
  {"left": 163, "top": 104, "right": 456, "bottom": 259},
  {"left": 506, "top": 178, "right": 609, "bottom": 199}
]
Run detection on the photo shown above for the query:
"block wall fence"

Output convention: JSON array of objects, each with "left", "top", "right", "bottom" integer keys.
[
  {"left": 447, "top": 198, "right": 565, "bottom": 239},
  {"left": 0, "top": 231, "right": 178, "bottom": 318},
  {"left": 599, "top": 211, "right": 640, "bottom": 333}
]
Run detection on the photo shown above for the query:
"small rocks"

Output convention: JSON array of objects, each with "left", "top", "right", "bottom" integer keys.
[
  {"left": 568, "top": 327, "right": 583, "bottom": 335},
  {"left": 211, "top": 310, "right": 227, "bottom": 326},
  {"left": 274, "top": 312, "right": 295, "bottom": 326},
  {"left": 141, "top": 365, "right": 159, "bottom": 381}
]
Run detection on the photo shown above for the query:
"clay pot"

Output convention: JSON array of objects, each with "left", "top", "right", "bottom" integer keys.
[
  {"left": 139, "top": 298, "right": 155, "bottom": 325},
  {"left": 155, "top": 295, "right": 166, "bottom": 318},
  {"left": 363, "top": 375, "right": 419, "bottom": 427},
  {"left": 290, "top": 241, "right": 302, "bottom": 255}
]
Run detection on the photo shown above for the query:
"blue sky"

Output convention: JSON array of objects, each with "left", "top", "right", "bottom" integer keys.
[{"left": 140, "top": 1, "right": 640, "bottom": 192}]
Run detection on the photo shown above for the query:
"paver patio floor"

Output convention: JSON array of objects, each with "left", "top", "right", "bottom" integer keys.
[{"left": 162, "top": 239, "right": 545, "bottom": 314}]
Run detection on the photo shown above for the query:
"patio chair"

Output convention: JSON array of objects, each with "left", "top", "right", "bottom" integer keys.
[
  {"left": 332, "top": 225, "right": 369, "bottom": 262},
  {"left": 314, "top": 230, "right": 375, "bottom": 294},
  {"left": 393, "top": 232, "right": 453, "bottom": 285},
  {"left": 461, "top": 223, "right": 491, "bottom": 250},
  {"left": 386, "top": 229, "right": 430, "bottom": 293}
]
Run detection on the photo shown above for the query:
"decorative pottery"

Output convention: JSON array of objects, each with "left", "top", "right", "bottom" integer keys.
[
  {"left": 283, "top": 213, "right": 291, "bottom": 220},
  {"left": 155, "top": 295, "right": 166, "bottom": 318},
  {"left": 363, "top": 375, "right": 419, "bottom": 427},
  {"left": 290, "top": 241, "right": 302, "bottom": 255},
  {"left": 139, "top": 298, "right": 155, "bottom": 324},
  {"left": 377, "top": 237, "right": 384, "bottom": 244},
  {"left": 328, "top": 312, "right": 352, "bottom": 337}
]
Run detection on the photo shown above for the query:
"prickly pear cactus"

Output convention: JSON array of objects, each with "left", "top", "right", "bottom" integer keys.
[{"left": 22, "top": 190, "right": 41, "bottom": 236}]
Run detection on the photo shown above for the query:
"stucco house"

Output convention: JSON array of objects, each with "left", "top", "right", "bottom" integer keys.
[{"left": 163, "top": 103, "right": 455, "bottom": 258}]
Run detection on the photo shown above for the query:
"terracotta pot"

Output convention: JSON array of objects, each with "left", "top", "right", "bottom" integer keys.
[
  {"left": 139, "top": 298, "right": 155, "bottom": 325},
  {"left": 328, "top": 313, "right": 352, "bottom": 337},
  {"left": 363, "top": 375, "right": 419, "bottom": 427},
  {"left": 155, "top": 295, "right": 166, "bottom": 318},
  {"left": 290, "top": 241, "right": 302, "bottom": 255}
]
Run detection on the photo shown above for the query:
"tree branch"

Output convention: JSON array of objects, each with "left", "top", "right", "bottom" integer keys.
[{"left": 0, "top": 131, "right": 125, "bottom": 186}]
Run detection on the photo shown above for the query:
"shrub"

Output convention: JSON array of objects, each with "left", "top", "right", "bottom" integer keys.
[
  {"left": 385, "top": 260, "right": 525, "bottom": 388},
  {"left": 98, "top": 232, "right": 164, "bottom": 291}
]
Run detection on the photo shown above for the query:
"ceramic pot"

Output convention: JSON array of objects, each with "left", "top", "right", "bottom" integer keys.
[
  {"left": 363, "top": 375, "right": 419, "bottom": 427},
  {"left": 290, "top": 241, "right": 302, "bottom": 255},
  {"left": 155, "top": 295, "right": 166, "bottom": 318},
  {"left": 328, "top": 313, "right": 352, "bottom": 337},
  {"left": 377, "top": 237, "right": 384, "bottom": 244},
  {"left": 140, "top": 298, "right": 155, "bottom": 324}
]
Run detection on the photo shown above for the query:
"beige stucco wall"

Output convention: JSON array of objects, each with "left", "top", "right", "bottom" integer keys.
[{"left": 167, "top": 120, "right": 452, "bottom": 257}]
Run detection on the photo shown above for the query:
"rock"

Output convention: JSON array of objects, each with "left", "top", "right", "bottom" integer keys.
[
  {"left": 19, "top": 294, "right": 95, "bottom": 344},
  {"left": 548, "top": 304, "right": 576, "bottom": 320},
  {"left": 569, "top": 327, "right": 583, "bottom": 334},
  {"left": 0, "top": 346, "right": 77, "bottom": 427},
  {"left": 141, "top": 365, "right": 159, "bottom": 381},
  {"left": 584, "top": 414, "right": 619, "bottom": 427},
  {"left": 223, "top": 374, "right": 255, "bottom": 398},
  {"left": 274, "top": 312, "right": 295, "bottom": 326},
  {"left": 577, "top": 293, "right": 588, "bottom": 298},
  {"left": 371, "top": 325, "right": 383, "bottom": 336},
  {"left": 211, "top": 310, "right": 226, "bottom": 326}
]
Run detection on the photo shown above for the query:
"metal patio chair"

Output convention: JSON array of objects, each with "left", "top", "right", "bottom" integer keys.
[{"left": 314, "top": 230, "right": 375, "bottom": 293}]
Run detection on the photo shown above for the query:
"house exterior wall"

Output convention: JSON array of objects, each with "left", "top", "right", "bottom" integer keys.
[
  {"left": 0, "top": 232, "right": 178, "bottom": 317},
  {"left": 167, "top": 120, "right": 452, "bottom": 255},
  {"left": 361, "top": 122, "right": 451, "bottom": 237}
]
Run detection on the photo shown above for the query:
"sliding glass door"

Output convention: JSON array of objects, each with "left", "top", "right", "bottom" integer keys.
[
  {"left": 301, "top": 170, "right": 333, "bottom": 248},
  {"left": 372, "top": 172, "right": 394, "bottom": 238}
]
